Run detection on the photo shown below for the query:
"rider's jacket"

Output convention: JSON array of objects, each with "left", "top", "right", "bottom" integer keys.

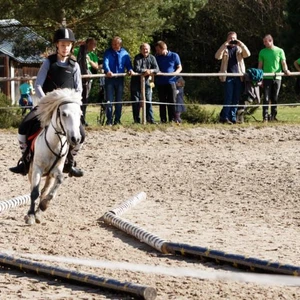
[{"left": 42, "top": 54, "right": 76, "bottom": 94}]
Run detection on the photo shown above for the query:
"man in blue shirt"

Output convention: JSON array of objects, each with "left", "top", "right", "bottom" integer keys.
[
  {"left": 155, "top": 41, "right": 182, "bottom": 123},
  {"left": 103, "top": 36, "right": 133, "bottom": 125}
]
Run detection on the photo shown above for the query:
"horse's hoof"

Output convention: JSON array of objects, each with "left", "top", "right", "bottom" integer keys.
[
  {"left": 39, "top": 199, "right": 50, "bottom": 211},
  {"left": 25, "top": 214, "right": 35, "bottom": 225},
  {"left": 35, "top": 209, "right": 43, "bottom": 224}
]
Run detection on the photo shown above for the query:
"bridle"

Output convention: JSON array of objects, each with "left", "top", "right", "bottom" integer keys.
[{"left": 43, "top": 101, "right": 76, "bottom": 173}]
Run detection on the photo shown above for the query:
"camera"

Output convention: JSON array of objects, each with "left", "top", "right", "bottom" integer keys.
[{"left": 229, "top": 40, "right": 238, "bottom": 45}]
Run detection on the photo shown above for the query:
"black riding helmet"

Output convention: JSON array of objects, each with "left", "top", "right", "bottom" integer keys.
[{"left": 53, "top": 28, "right": 76, "bottom": 43}]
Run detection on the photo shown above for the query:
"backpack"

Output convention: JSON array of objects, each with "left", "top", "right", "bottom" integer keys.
[{"left": 246, "top": 68, "right": 264, "bottom": 85}]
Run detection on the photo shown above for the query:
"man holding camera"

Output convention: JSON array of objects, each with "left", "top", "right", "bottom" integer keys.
[{"left": 215, "top": 31, "right": 250, "bottom": 124}]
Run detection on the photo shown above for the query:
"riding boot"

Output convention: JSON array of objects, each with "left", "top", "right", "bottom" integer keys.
[
  {"left": 63, "top": 145, "right": 84, "bottom": 177},
  {"left": 9, "top": 134, "right": 30, "bottom": 176}
]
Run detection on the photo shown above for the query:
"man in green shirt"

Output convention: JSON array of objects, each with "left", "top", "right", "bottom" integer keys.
[
  {"left": 74, "top": 38, "right": 99, "bottom": 126},
  {"left": 258, "top": 34, "right": 290, "bottom": 122}
]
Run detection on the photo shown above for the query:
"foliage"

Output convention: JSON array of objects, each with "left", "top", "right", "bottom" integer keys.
[
  {"left": 181, "top": 103, "right": 218, "bottom": 124},
  {"left": 0, "top": 0, "right": 206, "bottom": 59},
  {"left": 283, "top": 0, "right": 300, "bottom": 61},
  {"left": 153, "top": 0, "right": 289, "bottom": 103},
  {"left": 157, "top": 0, "right": 207, "bottom": 27},
  {"left": 12, "top": 35, "right": 47, "bottom": 58},
  {"left": 11, "top": 27, "right": 48, "bottom": 58},
  {"left": 0, "top": 93, "right": 22, "bottom": 128}
]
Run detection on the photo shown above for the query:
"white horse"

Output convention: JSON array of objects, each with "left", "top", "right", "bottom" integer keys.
[{"left": 25, "top": 88, "right": 82, "bottom": 225}]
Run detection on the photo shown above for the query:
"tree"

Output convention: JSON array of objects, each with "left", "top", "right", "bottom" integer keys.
[
  {"left": 0, "top": 0, "right": 206, "bottom": 58},
  {"left": 156, "top": 0, "right": 288, "bottom": 104},
  {"left": 284, "top": 0, "right": 300, "bottom": 60},
  {"left": 0, "top": 0, "right": 295, "bottom": 104}
]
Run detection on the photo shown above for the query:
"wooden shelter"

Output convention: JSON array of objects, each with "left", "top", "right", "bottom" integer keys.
[{"left": 0, "top": 19, "right": 48, "bottom": 104}]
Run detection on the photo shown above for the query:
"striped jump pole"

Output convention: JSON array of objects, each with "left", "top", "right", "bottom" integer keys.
[
  {"left": 109, "top": 192, "right": 147, "bottom": 216},
  {"left": 0, "top": 252, "right": 157, "bottom": 300},
  {"left": 102, "top": 212, "right": 167, "bottom": 252},
  {"left": 163, "top": 242, "right": 300, "bottom": 276},
  {"left": 102, "top": 212, "right": 300, "bottom": 276},
  {"left": 0, "top": 194, "right": 30, "bottom": 213}
]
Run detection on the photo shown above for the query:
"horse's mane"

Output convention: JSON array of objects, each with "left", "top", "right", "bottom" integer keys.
[{"left": 37, "top": 89, "right": 82, "bottom": 128}]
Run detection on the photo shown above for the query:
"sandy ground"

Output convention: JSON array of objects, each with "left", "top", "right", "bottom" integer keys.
[{"left": 0, "top": 125, "right": 300, "bottom": 300}]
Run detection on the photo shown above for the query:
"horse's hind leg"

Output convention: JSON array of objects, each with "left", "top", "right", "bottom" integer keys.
[
  {"left": 35, "top": 173, "right": 64, "bottom": 223},
  {"left": 38, "top": 175, "right": 55, "bottom": 212}
]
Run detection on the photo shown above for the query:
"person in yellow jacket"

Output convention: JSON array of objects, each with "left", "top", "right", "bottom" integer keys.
[{"left": 215, "top": 31, "right": 250, "bottom": 124}]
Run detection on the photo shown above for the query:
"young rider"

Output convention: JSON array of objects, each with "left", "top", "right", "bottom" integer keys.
[{"left": 9, "top": 28, "right": 85, "bottom": 177}]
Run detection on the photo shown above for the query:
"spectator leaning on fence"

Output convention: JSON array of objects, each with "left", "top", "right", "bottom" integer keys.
[
  {"left": 103, "top": 36, "right": 134, "bottom": 126},
  {"left": 293, "top": 57, "right": 300, "bottom": 72},
  {"left": 130, "top": 43, "right": 160, "bottom": 124},
  {"left": 74, "top": 38, "right": 99, "bottom": 126},
  {"left": 293, "top": 58, "right": 300, "bottom": 95},
  {"left": 258, "top": 34, "right": 291, "bottom": 122},
  {"left": 215, "top": 31, "right": 251, "bottom": 125},
  {"left": 155, "top": 41, "right": 182, "bottom": 123}
]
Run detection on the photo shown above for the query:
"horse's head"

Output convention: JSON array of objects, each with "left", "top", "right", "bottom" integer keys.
[
  {"left": 58, "top": 101, "right": 82, "bottom": 146},
  {"left": 37, "top": 89, "right": 83, "bottom": 147}
]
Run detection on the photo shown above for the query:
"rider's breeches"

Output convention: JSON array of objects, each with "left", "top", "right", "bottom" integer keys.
[
  {"left": 17, "top": 133, "right": 27, "bottom": 154},
  {"left": 18, "top": 107, "right": 40, "bottom": 136}
]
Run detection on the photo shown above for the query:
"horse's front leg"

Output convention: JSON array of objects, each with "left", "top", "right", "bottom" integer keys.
[
  {"left": 35, "top": 170, "right": 64, "bottom": 223},
  {"left": 25, "top": 166, "right": 42, "bottom": 225}
]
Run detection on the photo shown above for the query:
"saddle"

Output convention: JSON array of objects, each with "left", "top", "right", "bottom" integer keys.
[
  {"left": 21, "top": 128, "right": 42, "bottom": 173},
  {"left": 28, "top": 128, "right": 42, "bottom": 154}
]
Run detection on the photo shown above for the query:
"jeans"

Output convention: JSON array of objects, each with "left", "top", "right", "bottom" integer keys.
[
  {"left": 262, "top": 79, "right": 281, "bottom": 119},
  {"left": 131, "top": 86, "right": 154, "bottom": 123},
  {"left": 221, "top": 77, "right": 242, "bottom": 122},
  {"left": 157, "top": 84, "right": 176, "bottom": 123},
  {"left": 105, "top": 77, "right": 124, "bottom": 124}
]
